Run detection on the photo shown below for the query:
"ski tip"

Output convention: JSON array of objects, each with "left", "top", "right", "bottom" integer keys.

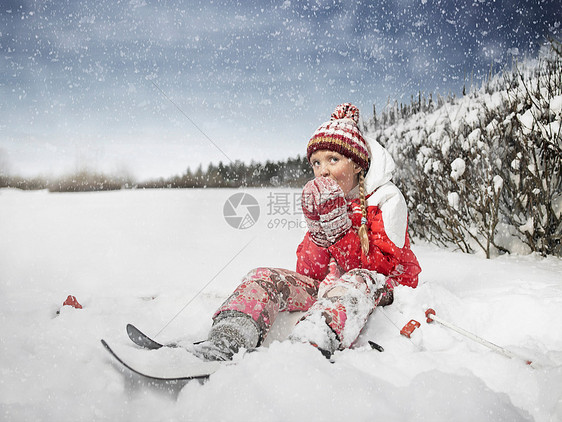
[
  {"left": 100, "top": 339, "right": 116, "bottom": 357},
  {"left": 126, "top": 324, "right": 164, "bottom": 350},
  {"left": 126, "top": 323, "right": 145, "bottom": 339}
]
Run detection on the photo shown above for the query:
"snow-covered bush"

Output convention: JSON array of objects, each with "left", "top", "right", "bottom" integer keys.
[
  {"left": 498, "top": 43, "right": 562, "bottom": 257},
  {"left": 366, "top": 40, "right": 561, "bottom": 257}
]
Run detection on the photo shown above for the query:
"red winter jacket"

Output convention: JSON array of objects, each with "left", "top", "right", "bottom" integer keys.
[{"left": 296, "top": 199, "right": 421, "bottom": 288}]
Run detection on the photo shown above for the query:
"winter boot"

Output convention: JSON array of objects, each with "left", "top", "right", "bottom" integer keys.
[
  {"left": 377, "top": 285, "right": 394, "bottom": 307},
  {"left": 191, "top": 313, "right": 260, "bottom": 361},
  {"left": 288, "top": 312, "right": 340, "bottom": 359}
]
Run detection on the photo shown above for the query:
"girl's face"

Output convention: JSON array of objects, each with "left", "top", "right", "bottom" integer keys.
[{"left": 310, "top": 150, "right": 362, "bottom": 196}]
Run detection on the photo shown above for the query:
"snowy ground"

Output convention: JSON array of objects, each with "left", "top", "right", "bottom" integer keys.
[{"left": 1, "top": 188, "right": 561, "bottom": 422}]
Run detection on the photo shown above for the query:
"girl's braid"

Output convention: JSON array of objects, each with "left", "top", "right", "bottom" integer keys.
[{"left": 358, "top": 172, "right": 370, "bottom": 255}]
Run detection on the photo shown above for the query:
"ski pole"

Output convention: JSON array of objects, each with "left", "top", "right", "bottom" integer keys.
[{"left": 425, "top": 308, "right": 537, "bottom": 368}]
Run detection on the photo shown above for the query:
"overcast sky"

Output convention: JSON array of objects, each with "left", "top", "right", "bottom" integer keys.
[{"left": 1, "top": 0, "right": 560, "bottom": 180}]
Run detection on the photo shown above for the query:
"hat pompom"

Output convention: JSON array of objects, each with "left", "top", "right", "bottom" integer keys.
[{"left": 331, "top": 103, "right": 359, "bottom": 123}]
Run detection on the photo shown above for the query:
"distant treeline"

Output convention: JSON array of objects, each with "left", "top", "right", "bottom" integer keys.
[
  {"left": 138, "top": 156, "right": 313, "bottom": 189},
  {"left": 0, "top": 170, "right": 131, "bottom": 192},
  {"left": 0, "top": 156, "right": 314, "bottom": 192}
]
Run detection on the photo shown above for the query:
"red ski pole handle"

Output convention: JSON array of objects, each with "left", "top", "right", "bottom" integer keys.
[
  {"left": 425, "top": 308, "right": 436, "bottom": 323},
  {"left": 400, "top": 320, "right": 421, "bottom": 338}
]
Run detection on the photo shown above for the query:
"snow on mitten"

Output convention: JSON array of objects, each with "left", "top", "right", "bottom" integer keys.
[{"left": 302, "top": 177, "right": 351, "bottom": 246}]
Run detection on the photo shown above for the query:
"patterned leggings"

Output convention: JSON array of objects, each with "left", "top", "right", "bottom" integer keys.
[{"left": 213, "top": 266, "right": 388, "bottom": 349}]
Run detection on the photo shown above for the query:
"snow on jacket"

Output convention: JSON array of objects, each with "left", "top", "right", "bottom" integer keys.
[{"left": 296, "top": 135, "right": 421, "bottom": 288}]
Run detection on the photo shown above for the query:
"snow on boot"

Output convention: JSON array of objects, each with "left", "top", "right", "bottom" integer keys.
[
  {"left": 192, "top": 313, "right": 259, "bottom": 361},
  {"left": 288, "top": 312, "right": 340, "bottom": 358}
]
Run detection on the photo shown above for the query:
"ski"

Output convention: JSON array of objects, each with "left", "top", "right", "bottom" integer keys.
[
  {"left": 126, "top": 324, "right": 169, "bottom": 349},
  {"left": 101, "top": 339, "right": 222, "bottom": 382},
  {"left": 126, "top": 323, "right": 206, "bottom": 351},
  {"left": 126, "top": 323, "right": 206, "bottom": 350}
]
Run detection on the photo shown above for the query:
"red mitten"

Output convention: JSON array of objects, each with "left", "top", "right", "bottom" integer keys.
[
  {"left": 302, "top": 177, "right": 351, "bottom": 246},
  {"left": 302, "top": 180, "right": 330, "bottom": 247}
]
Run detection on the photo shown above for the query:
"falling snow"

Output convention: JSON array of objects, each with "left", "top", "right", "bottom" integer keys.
[{"left": 0, "top": 0, "right": 560, "bottom": 179}]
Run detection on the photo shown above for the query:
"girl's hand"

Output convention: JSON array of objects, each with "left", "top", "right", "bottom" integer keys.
[{"left": 301, "top": 177, "right": 352, "bottom": 246}]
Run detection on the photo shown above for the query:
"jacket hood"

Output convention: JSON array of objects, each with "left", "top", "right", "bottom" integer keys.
[
  {"left": 363, "top": 134, "right": 396, "bottom": 194},
  {"left": 362, "top": 133, "right": 407, "bottom": 249}
]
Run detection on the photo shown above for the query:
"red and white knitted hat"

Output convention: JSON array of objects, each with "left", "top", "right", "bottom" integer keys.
[{"left": 306, "top": 103, "right": 370, "bottom": 171}]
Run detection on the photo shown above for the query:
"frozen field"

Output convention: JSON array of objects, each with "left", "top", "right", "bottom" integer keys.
[{"left": 1, "top": 188, "right": 561, "bottom": 421}]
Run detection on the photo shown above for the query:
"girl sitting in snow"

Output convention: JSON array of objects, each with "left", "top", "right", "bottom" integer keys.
[{"left": 194, "top": 103, "right": 421, "bottom": 360}]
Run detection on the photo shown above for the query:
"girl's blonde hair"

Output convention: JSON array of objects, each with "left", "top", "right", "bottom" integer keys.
[{"left": 357, "top": 171, "right": 370, "bottom": 255}]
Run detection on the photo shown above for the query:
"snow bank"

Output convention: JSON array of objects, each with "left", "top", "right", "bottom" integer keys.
[{"left": 1, "top": 188, "right": 561, "bottom": 421}]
